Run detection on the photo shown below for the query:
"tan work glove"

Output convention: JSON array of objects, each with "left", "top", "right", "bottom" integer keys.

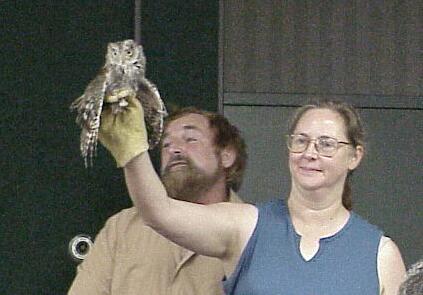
[{"left": 98, "top": 90, "right": 149, "bottom": 167}]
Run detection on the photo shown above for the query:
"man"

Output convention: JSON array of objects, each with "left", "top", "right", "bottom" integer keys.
[{"left": 68, "top": 104, "right": 247, "bottom": 295}]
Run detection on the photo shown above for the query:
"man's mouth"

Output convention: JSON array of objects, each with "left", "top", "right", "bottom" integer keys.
[{"left": 167, "top": 160, "right": 188, "bottom": 169}]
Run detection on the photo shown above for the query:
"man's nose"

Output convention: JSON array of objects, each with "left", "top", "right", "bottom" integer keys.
[{"left": 168, "top": 140, "right": 184, "bottom": 154}]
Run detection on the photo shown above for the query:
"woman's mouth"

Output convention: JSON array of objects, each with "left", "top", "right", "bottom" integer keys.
[{"left": 299, "top": 166, "right": 322, "bottom": 173}]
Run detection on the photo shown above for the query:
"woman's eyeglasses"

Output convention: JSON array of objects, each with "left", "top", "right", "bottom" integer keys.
[{"left": 287, "top": 134, "right": 351, "bottom": 157}]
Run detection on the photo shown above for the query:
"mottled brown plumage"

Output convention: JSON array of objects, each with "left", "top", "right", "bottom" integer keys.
[{"left": 70, "top": 39, "right": 167, "bottom": 167}]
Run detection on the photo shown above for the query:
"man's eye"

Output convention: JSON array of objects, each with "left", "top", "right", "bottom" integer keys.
[
  {"left": 162, "top": 142, "right": 170, "bottom": 148},
  {"left": 186, "top": 137, "right": 197, "bottom": 142}
]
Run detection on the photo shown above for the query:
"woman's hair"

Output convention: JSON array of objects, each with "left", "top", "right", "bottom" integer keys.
[
  {"left": 288, "top": 100, "right": 365, "bottom": 210},
  {"left": 162, "top": 107, "right": 247, "bottom": 192}
]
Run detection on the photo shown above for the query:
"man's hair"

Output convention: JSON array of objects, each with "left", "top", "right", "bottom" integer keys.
[
  {"left": 162, "top": 107, "right": 247, "bottom": 192},
  {"left": 399, "top": 259, "right": 423, "bottom": 295}
]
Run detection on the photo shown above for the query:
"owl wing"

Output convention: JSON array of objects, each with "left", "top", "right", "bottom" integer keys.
[
  {"left": 70, "top": 68, "right": 108, "bottom": 167},
  {"left": 136, "top": 78, "right": 167, "bottom": 149}
]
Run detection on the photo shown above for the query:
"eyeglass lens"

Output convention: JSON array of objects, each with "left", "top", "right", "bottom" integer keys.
[{"left": 288, "top": 135, "right": 339, "bottom": 156}]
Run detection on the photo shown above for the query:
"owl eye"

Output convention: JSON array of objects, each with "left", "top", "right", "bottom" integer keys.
[{"left": 126, "top": 50, "right": 133, "bottom": 56}]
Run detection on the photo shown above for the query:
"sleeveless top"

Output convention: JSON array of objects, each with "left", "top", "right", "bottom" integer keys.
[{"left": 223, "top": 199, "right": 383, "bottom": 295}]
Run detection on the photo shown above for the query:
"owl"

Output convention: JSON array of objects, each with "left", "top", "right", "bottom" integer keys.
[{"left": 70, "top": 39, "right": 167, "bottom": 167}]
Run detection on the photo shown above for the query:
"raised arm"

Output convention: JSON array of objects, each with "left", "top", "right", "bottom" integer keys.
[{"left": 124, "top": 152, "right": 257, "bottom": 263}]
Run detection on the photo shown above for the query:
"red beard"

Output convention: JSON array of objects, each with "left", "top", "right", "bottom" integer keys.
[{"left": 161, "top": 155, "right": 223, "bottom": 202}]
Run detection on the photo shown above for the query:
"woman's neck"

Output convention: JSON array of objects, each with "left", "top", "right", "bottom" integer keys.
[{"left": 287, "top": 186, "right": 350, "bottom": 238}]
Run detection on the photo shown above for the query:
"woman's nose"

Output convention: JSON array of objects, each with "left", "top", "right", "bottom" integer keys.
[{"left": 303, "top": 140, "right": 318, "bottom": 158}]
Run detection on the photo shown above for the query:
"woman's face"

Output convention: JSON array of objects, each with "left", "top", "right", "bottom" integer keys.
[{"left": 289, "top": 108, "right": 363, "bottom": 193}]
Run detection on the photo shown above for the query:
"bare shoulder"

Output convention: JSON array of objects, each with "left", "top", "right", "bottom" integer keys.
[
  {"left": 378, "top": 236, "right": 405, "bottom": 266},
  {"left": 378, "top": 236, "right": 406, "bottom": 295},
  {"left": 208, "top": 202, "right": 258, "bottom": 240},
  {"left": 215, "top": 202, "right": 258, "bottom": 229},
  {"left": 210, "top": 202, "right": 258, "bottom": 276}
]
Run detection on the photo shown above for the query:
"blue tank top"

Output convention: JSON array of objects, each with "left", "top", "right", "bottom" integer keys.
[{"left": 223, "top": 199, "right": 383, "bottom": 295}]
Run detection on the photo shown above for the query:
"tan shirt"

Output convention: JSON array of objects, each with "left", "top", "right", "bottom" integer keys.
[{"left": 68, "top": 192, "right": 243, "bottom": 295}]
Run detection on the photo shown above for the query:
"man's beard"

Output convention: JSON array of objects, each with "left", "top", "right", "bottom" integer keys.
[{"left": 161, "top": 155, "right": 223, "bottom": 202}]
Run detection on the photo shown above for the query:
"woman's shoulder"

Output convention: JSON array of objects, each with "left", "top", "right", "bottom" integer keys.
[
  {"left": 350, "top": 211, "right": 384, "bottom": 236},
  {"left": 255, "top": 197, "right": 288, "bottom": 214},
  {"left": 256, "top": 197, "right": 286, "bottom": 209},
  {"left": 252, "top": 198, "right": 290, "bottom": 226}
]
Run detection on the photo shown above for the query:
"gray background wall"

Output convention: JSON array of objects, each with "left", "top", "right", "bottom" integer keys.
[{"left": 220, "top": 0, "right": 422, "bottom": 268}]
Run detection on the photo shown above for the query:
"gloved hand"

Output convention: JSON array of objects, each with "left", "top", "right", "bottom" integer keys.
[{"left": 98, "top": 90, "right": 149, "bottom": 167}]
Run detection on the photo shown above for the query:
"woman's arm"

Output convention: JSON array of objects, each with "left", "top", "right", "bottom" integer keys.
[
  {"left": 377, "top": 236, "right": 406, "bottom": 295},
  {"left": 124, "top": 153, "right": 258, "bottom": 267}
]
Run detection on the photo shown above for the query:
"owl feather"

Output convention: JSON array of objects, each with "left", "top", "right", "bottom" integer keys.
[{"left": 70, "top": 39, "right": 167, "bottom": 167}]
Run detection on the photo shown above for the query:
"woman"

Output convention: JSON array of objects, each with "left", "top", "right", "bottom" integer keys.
[
  {"left": 222, "top": 101, "right": 406, "bottom": 294},
  {"left": 100, "top": 98, "right": 406, "bottom": 294}
]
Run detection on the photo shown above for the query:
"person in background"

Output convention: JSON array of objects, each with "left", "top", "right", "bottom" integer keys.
[
  {"left": 68, "top": 106, "right": 247, "bottom": 295},
  {"left": 398, "top": 258, "right": 423, "bottom": 295},
  {"left": 99, "top": 96, "right": 406, "bottom": 294}
]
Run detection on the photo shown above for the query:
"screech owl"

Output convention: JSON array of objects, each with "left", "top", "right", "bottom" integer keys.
[{"left": 70, "top": 39, "right": 167, "bottom": 167}]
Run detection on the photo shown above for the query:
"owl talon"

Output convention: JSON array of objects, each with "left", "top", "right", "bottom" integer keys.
[
  {"left": 119, "top": 98, "right": 129, "bottom": 108},
  {"left": 106, "top": 89, "right": 134, "bottom": 103}
]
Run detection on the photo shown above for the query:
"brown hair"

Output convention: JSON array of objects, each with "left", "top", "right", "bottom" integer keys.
[
  {"left": 162, "top": 107, "right": 247, "bottom": 192},
  {"left": 288, "top": 100, "right": 365, "bottom": 210}
]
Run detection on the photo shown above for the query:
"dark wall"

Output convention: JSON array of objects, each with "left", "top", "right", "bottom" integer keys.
[
  {"left": 221, "top": 0, "right": 422, "bottom": 98},
  {"left": 141, "top": 1, "right": 219, "bottom": 111},
  {"left": 0, "top": 1, "right": 218, "bottom": 294}
]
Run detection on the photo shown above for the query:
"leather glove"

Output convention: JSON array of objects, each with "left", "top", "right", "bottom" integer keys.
[{"left": 98, "top": 90, "right": 149, "bottom": 167}]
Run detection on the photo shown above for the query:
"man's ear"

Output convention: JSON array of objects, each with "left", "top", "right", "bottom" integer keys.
[
  {"left": 348, "top": 145, "right": 364, "bottom": 170},
  {"left": 220, "top": 147, "right": 236, "bottom": 168}
]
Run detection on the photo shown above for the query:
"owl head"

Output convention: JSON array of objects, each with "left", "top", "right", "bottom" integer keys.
[{"left": 105, "top": 39, "right": 146, "bottom": 72}]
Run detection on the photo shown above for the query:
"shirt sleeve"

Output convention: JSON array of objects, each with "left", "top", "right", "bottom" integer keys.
[{"left": 67, "top": 215, "right": 119, "bottom": 295}]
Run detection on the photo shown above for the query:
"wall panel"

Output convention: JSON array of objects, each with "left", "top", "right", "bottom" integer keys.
[{"left": 220, "top": 0, "right": 422, "bottom": 98}]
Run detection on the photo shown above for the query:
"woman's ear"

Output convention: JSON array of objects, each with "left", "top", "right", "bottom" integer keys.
[
  {"left": 220, "top": 147, "right": 236, "bottom": 169},
  {"left": 348, "top": 145, "right": 364, "bottom": 170}
]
